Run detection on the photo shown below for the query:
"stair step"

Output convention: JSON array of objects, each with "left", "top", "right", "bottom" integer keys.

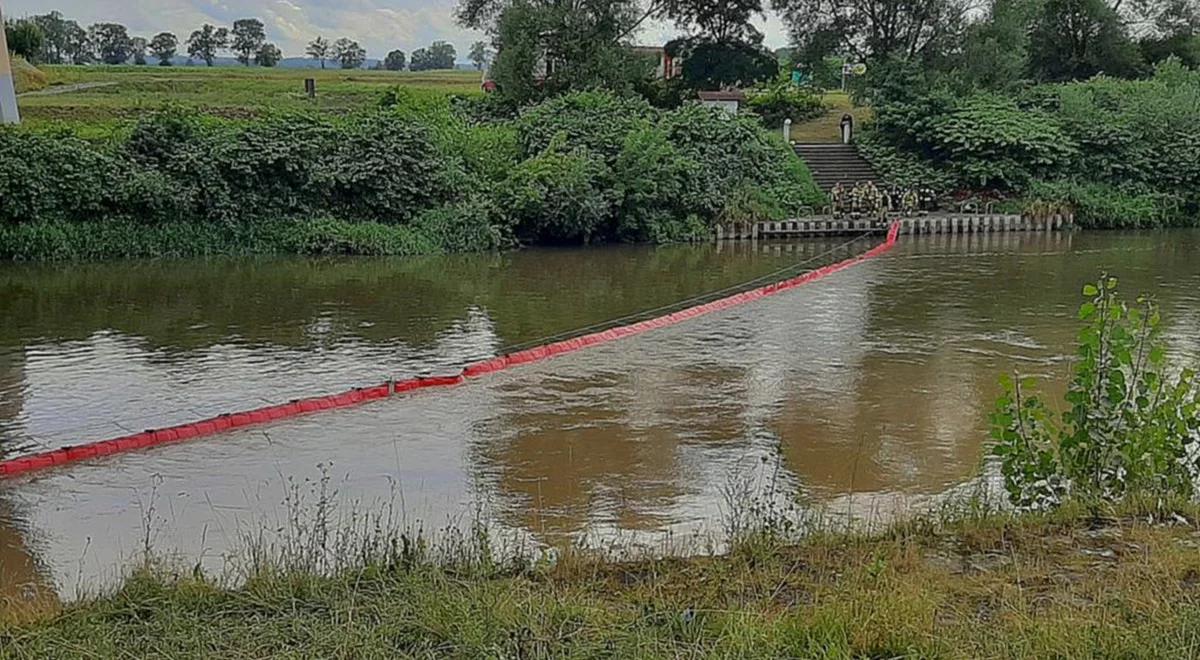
[{"left": 792, "top": 142, "right": 882, "bottom": 193}]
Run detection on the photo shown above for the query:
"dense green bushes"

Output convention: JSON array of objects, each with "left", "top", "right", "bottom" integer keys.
[
  {"left": 0, "top": 89, "right": 823, "bottom": 260},
  {"left": 504, "top": 91, "right": 824, "bottom": 244},
  {"left": 925, "top": 95, "right": 1075, "bottom": 190},
  {"left": 1025, "top": 181, "right": 1181, "bottom": 229},
  {"left": 2, "top": 111, "right": 460, "bottom": 228},
  {"left": 746, "top": 82, "right": 826, "bottom": 128},
  {"left": 860, "top": 59, "right": 1200, "bottom": 227}
]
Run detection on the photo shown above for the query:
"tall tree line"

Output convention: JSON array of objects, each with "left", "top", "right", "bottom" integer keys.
[
  {"left": 3, "top": 11, "right": 284, "bottom": 67},
  {"left": 459, "top": 0, "right": 780, "bottom": 100},
  {"left": 8, "top": 9, "right": 477, "bottom": 73},
  {"left": 769, "top": 0, "right": 1200, "bottom": 84}
]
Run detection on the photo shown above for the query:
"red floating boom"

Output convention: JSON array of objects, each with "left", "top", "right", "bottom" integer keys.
[{"left": 0, "top": 223, "right": 900, "bottom": 479}]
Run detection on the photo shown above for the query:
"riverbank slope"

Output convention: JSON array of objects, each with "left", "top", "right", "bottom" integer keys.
[{"left": 4, "top": 501, "right": 1199, "bottom": 658}]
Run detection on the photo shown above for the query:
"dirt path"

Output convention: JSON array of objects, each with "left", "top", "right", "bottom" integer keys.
[
  {"left": 790, "top": 92, "right": 874, "bottom": 143},
  {"left": 17, "top": 81, "right": 117, "bottom": 97}
]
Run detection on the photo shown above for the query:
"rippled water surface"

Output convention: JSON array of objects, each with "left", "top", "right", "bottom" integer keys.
[{"left": 2, "top": 230, "right": 1199, "bottom": 608}]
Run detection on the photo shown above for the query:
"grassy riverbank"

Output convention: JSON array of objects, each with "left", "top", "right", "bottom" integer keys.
[{"left": 4, "top": 499, "right": 1200, "bottom": 658}]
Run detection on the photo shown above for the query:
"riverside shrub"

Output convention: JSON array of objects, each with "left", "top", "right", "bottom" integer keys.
[
  {"left": 925, "top": 95, "right": 1075, "bottom": 190},
  {"left": 991, "top": 276, "right": 1200, "bottom": 509},
  {"left": 504, "top": 90, "right": 824, "bottom": 244},
  {"left": 0, "top": 90, "right": 824, "bottom": 258},
  {"left": 862, "top": 59, "right": 1200, "bottom": 226},
  {"left": 514, "top": 91, "right": 658, "bottom": 164},
  {"left": 499, "top": 149, "right": 616, "bottom": 243},
  {"left": 122, "top": 110, "right": 455, "bottom": 225},
  {"left": 0, "top": 130, "right": 119, "bottom": 224},
  {"left": 1025, "top": 180, "right": 1183, "bottom": 228}
]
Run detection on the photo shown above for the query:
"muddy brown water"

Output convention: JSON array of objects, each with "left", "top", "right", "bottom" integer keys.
[{"left": 2, "top": 230, "right": 1198, "bottom": 609}]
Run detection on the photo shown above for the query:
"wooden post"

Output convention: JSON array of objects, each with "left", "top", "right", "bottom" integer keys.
[{"left": 304, "top": 78, "right": 316, "bottom": 99}]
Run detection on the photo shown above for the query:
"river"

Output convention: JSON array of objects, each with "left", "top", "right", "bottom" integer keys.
[{"left": 2, "top": 229, "right": 1199, "bottom": 610}]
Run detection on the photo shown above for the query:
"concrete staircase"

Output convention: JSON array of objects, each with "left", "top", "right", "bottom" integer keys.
[{"left": 793, "top": 143, "right": 883, "bottom": 193}]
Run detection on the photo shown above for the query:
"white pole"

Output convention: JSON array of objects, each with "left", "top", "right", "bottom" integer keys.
[
  {"left": 783, "top": 118, "right": 791, "bottom": 144},
  {"left": 0, "top": 2, "right": 20, "bottom": 124}
]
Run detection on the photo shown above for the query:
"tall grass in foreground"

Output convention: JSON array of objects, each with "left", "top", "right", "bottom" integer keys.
[
  {"left": 1, "top": 432, "right": 1198, "bottom": 658},
  {"left": 5, "top": 483, "right": 1200, "bottom": 658},
  {"left": 3, "top": 278, "right": 1200, "bottom": 657}
]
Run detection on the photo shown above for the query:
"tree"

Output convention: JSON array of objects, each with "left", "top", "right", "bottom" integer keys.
[
  {"left": 660, "top": 0, "right": 765, "bottom": 42},
  {"left": 671, "top": 37, "right": 778, "bottom": 90},
  {"left": 149, "top": 32, "right": 178, "bottom": 66},
  {"left": 483, "top": 0, "right": 653, "bottom": 103},
  {"left": 306, "top": 36, "right": 330, "bottom": 69},
  {"left": 409, "top": 47, "right": 431, "bottom": 71},
  {"left": 771, "top": 0, "right": 969, "bottom": 64},
  {"left": 470, "top": 40, "right": 489, "bottom": 69},
  {"left": 4, "top": 20, "right": 44, "bottom": 60},
  {"left": 1118, "top": 0, "right": 1200, "bottom": 36},
  {"left": 256, "top": 42, "right": 282, "bottom": 67},
  {"left": 29, "top": 12, "right": 91, "bottom": 64},
  {"left": 187, "top": 24, "right": 228, "bottom": 66},
  {"left": 28, "top": 12, "right": 68, "bottom": 63},
  {"left": 410, "top": 41, "right": 458, "bottom": 71},
  {"left": 958, "top": 0, "right": 1040, "bottom": 89},
  {"left": 384, "top": 49, "right": 407, "bottom": 70},
  {"left": 62, "top": 21, "right": 90, "bottom": 64},
  {"left": 1140, "top": 32, "right": 1200, "bottom": 66},
  {"left": 332, "top": 38, "right": 366, "bottom": 69},
  {"left": 1129, "top": 0, "right": 1200, "bottom": 66},
  {"left": 131, "top": 37, "right": 148, "bottom": 65},
  {"left": 1029, "top": 0, "right": 1141, "bottom": 80},
  {"left": 88, "top": 23, "right": 135, "bottom": 65},
  {"left": 461, "top": 0, "right": 768, "bottom": 46},
  {"left": 230, "top": 18, "right": 266, "bottom": 66},
  {"left": 460, "top": 0, "right": 770, "bottom": 101}
]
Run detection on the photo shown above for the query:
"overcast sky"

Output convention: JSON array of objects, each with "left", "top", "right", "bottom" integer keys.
[{"left": 3, "top": 1, "right": 792, "bottom": 60}]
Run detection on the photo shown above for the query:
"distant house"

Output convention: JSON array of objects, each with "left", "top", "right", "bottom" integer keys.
[{"left": 630, "top": 46, "right": 683, "bottom": 80}]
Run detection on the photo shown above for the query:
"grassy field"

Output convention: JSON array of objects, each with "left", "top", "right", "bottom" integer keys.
[
  {"left": 4, "top": 500, "right": 1200, "bottom": 658},
  {"left": 16, "top": 65, "right": 484, "bottom": 136},
  {"left": 16, "top": 64, "right": 869, "bottom": 144}
]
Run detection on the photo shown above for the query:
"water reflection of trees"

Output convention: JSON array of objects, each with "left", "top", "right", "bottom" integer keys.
[
  {"left": 0, "top": 245, "right": 810, "bottom": 357},
  {"left": 788, "top": 229, "right": 1200, "bottom": 498},
  {"left": 472, "top": 230, "right": 1200, "bottom": 544}
]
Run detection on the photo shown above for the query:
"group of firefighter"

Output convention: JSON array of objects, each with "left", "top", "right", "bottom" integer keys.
[{"left": 829, "top": 181, "right": 937, "bottom": 219}]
